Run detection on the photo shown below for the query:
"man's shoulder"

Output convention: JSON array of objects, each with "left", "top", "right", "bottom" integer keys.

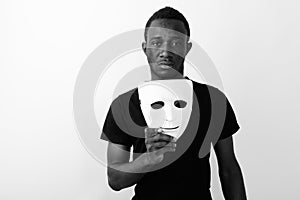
[
  {"left": 190, "top": 79, "right": 224, "bottom": 97},
  {"left": 112, "top": 87, "right": 138, "bottom": 106}
]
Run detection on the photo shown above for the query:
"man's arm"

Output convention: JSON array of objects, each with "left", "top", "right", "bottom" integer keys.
[
  {"left": 106, "top": 128, "right": 176, "bottom": 191},
  {"left": 214, "top": 136, "right": 247, "bottom": 200},
  {"left": 106, "top": 142, "right": 145, "bottom": 191}
]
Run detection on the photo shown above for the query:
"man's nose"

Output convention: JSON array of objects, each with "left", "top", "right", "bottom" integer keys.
[{"left": 159, "top": 42, "right": 171, "bottom": 57}]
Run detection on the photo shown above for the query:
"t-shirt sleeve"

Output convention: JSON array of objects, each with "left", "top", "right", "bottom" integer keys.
[
  {"left": 218, "top": 93, "right": 241, "bottom": 140},
  {"left": 100, "top": 98, "right": 133, "bottom": 147}
]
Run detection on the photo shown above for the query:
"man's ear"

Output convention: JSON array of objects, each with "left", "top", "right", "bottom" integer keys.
[
  {"left": 186, "top": 42, "right": 192, "bottom": 55},
  {"left": 142, "top": 42, "right": 147, "bottom": 54}
]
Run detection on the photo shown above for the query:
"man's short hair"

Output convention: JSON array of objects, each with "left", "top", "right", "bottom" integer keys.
[{"left": 144, "top": 6, "right": 190, "bottom": 40}]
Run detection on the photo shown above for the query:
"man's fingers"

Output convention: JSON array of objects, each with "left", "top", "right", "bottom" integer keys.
[
  {"left": 145, "top": 134, "right": 173, "bottom": 144},
  {"left": 144, "top": 127, "right": 176, "bottom": 153},
  {"left": 144, "top": 127, "right": 161, "bottom": 138},
  {"left": 157, "top": 134, "right": 173, "bottom": 142},
  {"left": 146, "top": 141, "right": 168, "bottom": 151}
]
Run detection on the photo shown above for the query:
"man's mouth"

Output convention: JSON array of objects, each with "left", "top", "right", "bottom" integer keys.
[
  {"left": 159, "top": 65, "right": 172, "bottom": 69},
  {"left": 158, "top": 62, "right": 174, "bottom": 69}
]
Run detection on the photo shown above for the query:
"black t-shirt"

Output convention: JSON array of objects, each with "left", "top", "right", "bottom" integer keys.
[{"left": 101, "top": 79, "right": 240, "bottom": 200}]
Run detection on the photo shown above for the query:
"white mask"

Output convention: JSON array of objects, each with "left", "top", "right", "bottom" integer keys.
[{"left": 138, "top": 79, "right": 193, "bottom": 139}]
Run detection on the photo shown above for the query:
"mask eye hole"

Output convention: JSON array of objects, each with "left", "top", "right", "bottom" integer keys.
[
  {"left": 174, "top": 100, "right": 187, "bottom": 108},
  {"left": 151, "top": 101, "right": 164, "bottom": 109}
]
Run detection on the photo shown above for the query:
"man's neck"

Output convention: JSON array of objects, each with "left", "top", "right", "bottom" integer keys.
[{"left": 151, "top": 73, "right": 185, "bottom": 81}]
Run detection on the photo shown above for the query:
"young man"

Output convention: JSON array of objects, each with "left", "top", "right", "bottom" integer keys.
[{"left": 101, "top": 7, "right": 247, "bottom": 200}]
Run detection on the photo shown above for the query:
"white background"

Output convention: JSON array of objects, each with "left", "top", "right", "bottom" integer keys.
[{"left": 1, "top": 0, "right": 300, "bottom": 199}]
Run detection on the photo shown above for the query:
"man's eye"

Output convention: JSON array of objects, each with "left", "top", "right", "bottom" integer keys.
[
  {"left": 151, "top": 42, "right": 160, "bottom": 46},
  {"left": 171, "top": 41, "right": 182, "bottom": 47}
]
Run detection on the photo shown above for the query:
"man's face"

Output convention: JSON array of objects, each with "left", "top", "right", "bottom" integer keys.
[{"left": 142, "top": 19, "right": 192, "bottom": 80}]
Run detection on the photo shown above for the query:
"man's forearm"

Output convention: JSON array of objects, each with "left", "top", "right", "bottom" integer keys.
[
  {"left": 106, "top": 130, "right": 176, "bottom": 191},
  {"left": 219, "top": 165, "right": 247, "bottom": 200},
  {"left": 107, "top": 154, "right": 152, "bottom": 191}
]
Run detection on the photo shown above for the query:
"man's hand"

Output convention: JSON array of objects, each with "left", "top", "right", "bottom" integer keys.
[
  {"left": 106, "top": 128, "right": 177, "bottom": 190},
  {"left": 140, "top": 127, "right": 177, "bottom": 165}
]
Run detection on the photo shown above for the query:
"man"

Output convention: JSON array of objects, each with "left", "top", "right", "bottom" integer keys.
[{"left": 101, "top": 7, "right": 247, "bottom": 200}]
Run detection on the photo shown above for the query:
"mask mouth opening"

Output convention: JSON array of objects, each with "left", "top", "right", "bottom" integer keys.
[{"left": 161, "top": 126, "right": 179, "bottom": 130}]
